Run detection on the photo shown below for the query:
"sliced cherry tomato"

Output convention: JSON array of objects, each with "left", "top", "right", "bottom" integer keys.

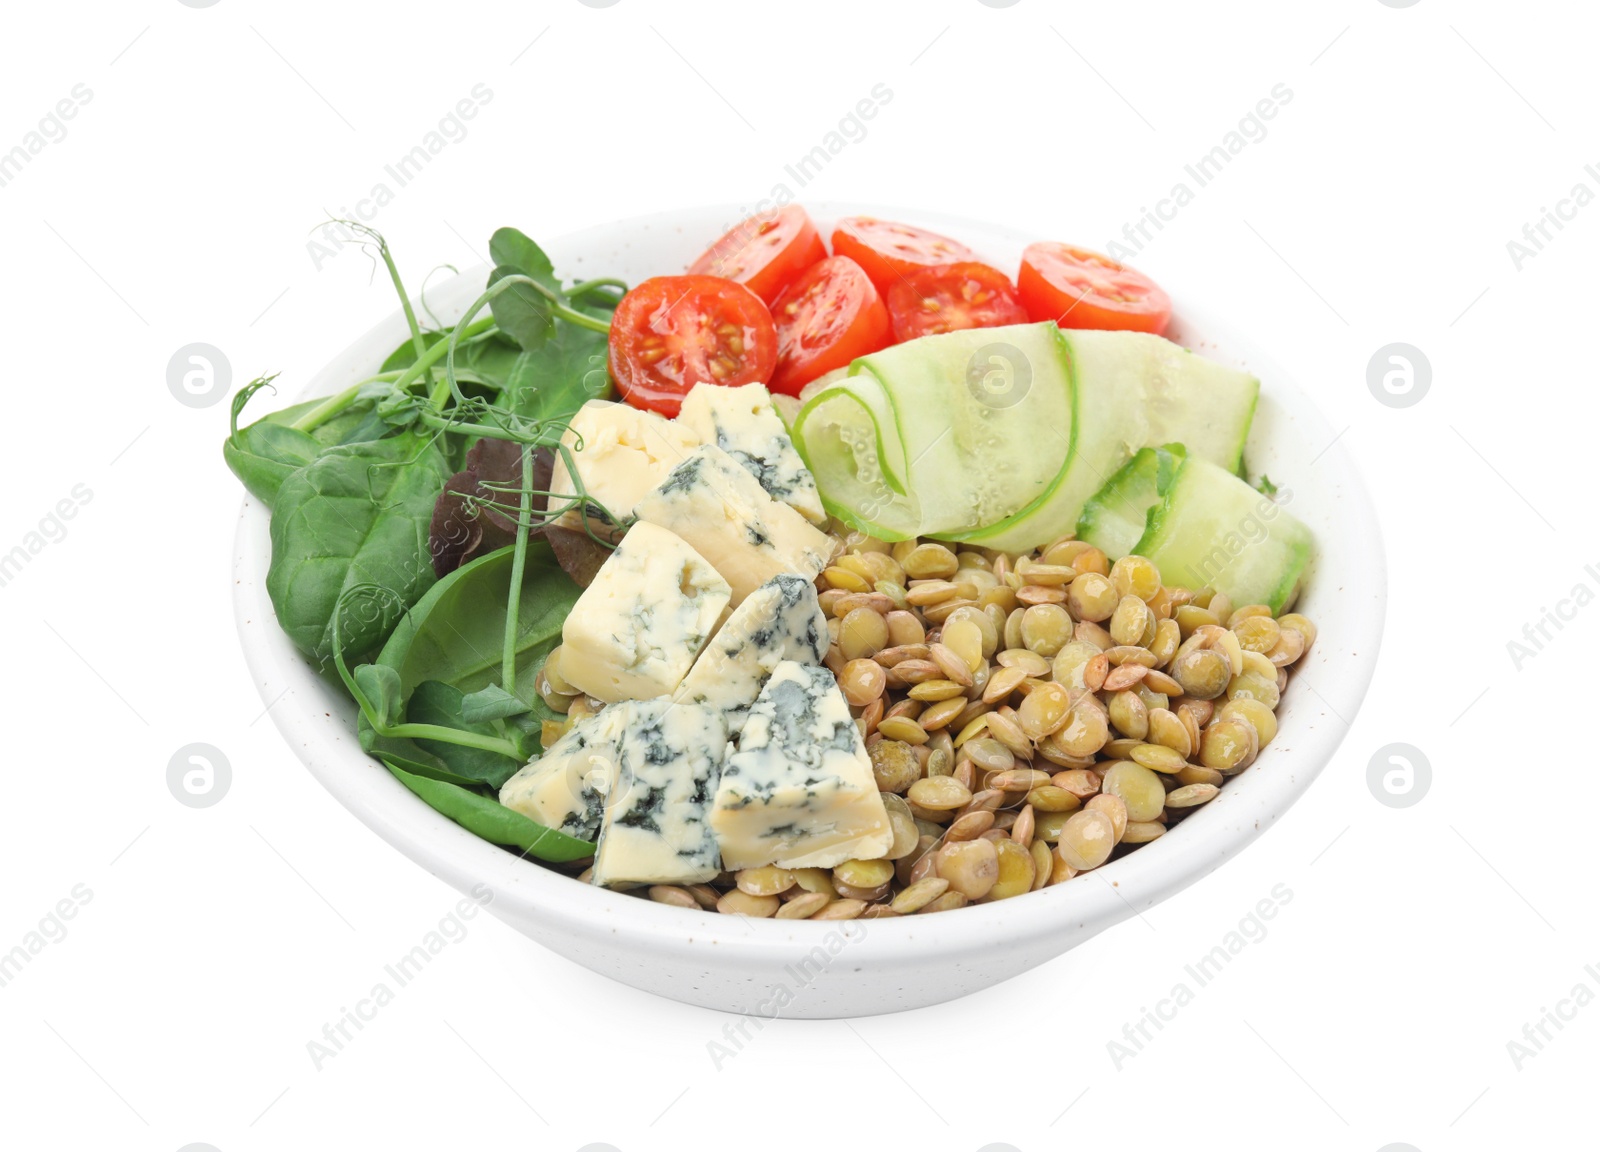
[
  {"left": 1018, "top": 242, "right": 1172, "bottom": 334},
  {"left": 769, "top": 256, "right": 891, "bottom": 396},
  {"left": 830, "top": 216, "right": 976, "bottom": 296},
  {"left": 885, "top": 262, "right": 1029, "bottom": 343},
  {"left": 687, "top": 204, "right": 827, "bottom": 306},
  {"left": 607, "top": 275, "right": 778, "bottom": 417}
]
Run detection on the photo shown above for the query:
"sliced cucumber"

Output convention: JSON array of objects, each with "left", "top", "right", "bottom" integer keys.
[
  {"left": 1076, "top": 443, "right": 1186, "bottom": 559},
  {"left": 1138, "top": 336, "right": 1258, "bottom": 474},
  {"left": 1133, "top": 456, "right": 1311, "bottom": 612},
  {"left": 792, "top": 322, "right": 1073, "bottom": 539},
  {"left": 790, "top": 376, "right": 920, "bottom": 540},
  {"left": 790, "top": 323, "right": 1264, "bottom": 553},
  {"left": 798, "top": 366, "right": 850, "bottom": 406},
  {"left": 952, "top": 330, "right": 1258, "bottom": 552},
  {"left": 852, "top": 324, "right": 1074, "bottom": 536}
]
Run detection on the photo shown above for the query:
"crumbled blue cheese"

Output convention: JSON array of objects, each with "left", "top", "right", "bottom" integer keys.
[
  {"left": 712, "top": 661, "right": 893, "bottom": 871},
  {"left": 497, "top": 709, "right": 623, "bottom": 840},
  {"left": 559, "top": 520, "right": 732, "bottom": 703},
  {"left": 633, "top": 444, "right": 835, "bottom": 606},
  {"left": 673, "top": 574, "right": 827, "bottom": 735},
  {"left": 590, "top": 699, "right": 728, "bottom": 888},
  {"left": 676, "top": 382, "right": 826, "bottom": 525}
]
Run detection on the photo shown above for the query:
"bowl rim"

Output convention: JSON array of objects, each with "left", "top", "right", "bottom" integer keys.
[{"left": 231, "top": 201, "right": 1386, "bottom": 967}]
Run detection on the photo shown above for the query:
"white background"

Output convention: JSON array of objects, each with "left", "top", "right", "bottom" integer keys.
[{"left": 0, "top": 1, "right": 1591, "bottom": 1149}]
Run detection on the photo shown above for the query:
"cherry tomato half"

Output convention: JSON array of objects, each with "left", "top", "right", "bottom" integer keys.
[
  {"left": 830, "top": 216, "right": 976, "bottom": 297},
  {"left": 769, "top": 256, "right": 891, "bottom": 396},
  {"left": 608, "top": 275, "right": 778, "bottom": 417},
  {"left": 885, "top": 262, "right": 1029, "bottom": 343},
  {"left": 1017, "top": 242, "right": 1172, "bottom": 334},
  {"left": 687, "top": 204, "right": 827, "bottom": 306}
]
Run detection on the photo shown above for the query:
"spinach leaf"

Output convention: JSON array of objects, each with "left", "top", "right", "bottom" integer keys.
[
  {"left": 225, "top": 420, "right": 322, "bottom": 508},
  {"left": 385, "top": 762, "right": 593, "bottom": 860},
  {"left": 266, "top": 434, "right": 450, "bottom": 669},
  {"left": 353, "top": 542, "right": 577, "bottom": 785},
  {"left": 381, "top": 542, "right": 578, "bottom": 703},
  {"left": 460, "top": 684, "right": 530, "bottom": 724},
  {"left": 407, "top": 679, "right": 523, "bottom": 789},
  {"left": 225, "top": 380, "right": 326, "bottom": 508},
  {"left": 503, "top": 320, "right": 612, "bottom": 424},
  {"left": 361, "top": 734, "right": 484, "bottom": 789},
  {"left": 225, "top": 376, "right": 408, "bottom": 507},
  {"left": 350, "top": 543, "right": 585, "bottom": 861},
  {"left": 459, "top": 332, "right": 526, "bottom": 386}
]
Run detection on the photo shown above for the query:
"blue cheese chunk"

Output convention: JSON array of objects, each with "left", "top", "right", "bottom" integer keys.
[
  {"left": 713, "top": 661, "right": 893, "bottom": 871},
  {"left": 550, "top": 400, "right": 699, "bottom": 540},
  {"left": 677, "top": 382, "right": 826, "bottom": 525},
  {"left": 496, "top": 709, "right": 623, "bottom": 841},
  {"left": 673, "top": 574, "right": 827, "bottom": 735},
  {"left": 633, "top": 444, "right": 835, "bottom": 606},
  {"left": 591, "top": 699, "right": 728, "bottom": 888},
  {"left": 559, "top": 521, "right": 732, "bottom": 703}
]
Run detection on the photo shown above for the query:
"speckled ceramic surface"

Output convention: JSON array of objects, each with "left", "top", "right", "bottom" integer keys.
[{"left": 233, "top": 204, "right": 1385, "bottom": 1018}]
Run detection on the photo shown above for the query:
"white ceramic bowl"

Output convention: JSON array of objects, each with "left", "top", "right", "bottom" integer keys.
[{"left": 233, "top": 204, "right": 1385, "bottom": 1018}]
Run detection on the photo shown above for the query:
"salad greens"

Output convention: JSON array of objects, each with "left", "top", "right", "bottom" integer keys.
[{"left": 226, "top": 223, "right": 622, "bottom": 862}]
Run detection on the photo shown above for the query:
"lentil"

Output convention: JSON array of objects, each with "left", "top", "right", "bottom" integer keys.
[
  {"left": 1086, "top": 792, "right": 1129, "bottom": 840},
  {"left": 908, "top": 776, "right": 972, "bottom": 810},
  {"left": 878, "top": 716, "right": 929, "bottom": 744},
  {"left": 1055, "top": 810, "right": 1117, "bottom": 870},
  {"left": 1101, "top": 761, "right": 1167, "bottom": 822},
  {"left": 936, "top": 839, "right": 1001, "bottom": 899},
  {"left": 737, "top": 866, "right": 796, "bottom": 896},
  {"left": 775, "top": 892, "right": 832, "bottom": 919},
  {"left": 989, "top": 840, "right": 1037, "bottom": 899},
  {"left": 717, "top": 890, "right": 779, "bottom": 917}
]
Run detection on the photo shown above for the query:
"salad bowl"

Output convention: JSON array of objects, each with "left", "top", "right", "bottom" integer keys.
[{"left": 232, "top": 203, "right": 1385, "bottom": 1017}]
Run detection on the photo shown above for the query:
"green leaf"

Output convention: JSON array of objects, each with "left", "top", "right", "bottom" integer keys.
[
  {"left": 224, "top": 419, "right": 323, "bottom": 508},
  {"left": 488, "top": 227, "right": 557, "bottom": 289},
  {"left": 350, "top": 381, "right": 424, "bottom": 431},
  {"left": 460, "top": 684, "right": 531, "bottom": 724},
  {"left": 353, "top": 543, "right": 580, "bottom": 784},
  {"left": 225, "top": 380, "right": 325, "bottom": 507},
  {"left": 504, "top": 320, "right": 612, "bottom": 424},
  {"left": 487, "top": 266, "right": 555, "bottom": 351},
  {"left": 382, "top": 543, "right": 578, "bottom": 700},
  {"left": 502, "top": 351, "right": 539, "bottom": 413},
  {"left": 384, "top": 761, "right": 594, "bottom": 861},
  {"left": 407, "top": 680, "right": 522, "bottom": 789},
  {"left": 361, "top": 735, "right": 485, "bottom": 789},
  {"left": 266, "top": 434, "right": 451, "bottom": 669},
  {"left": 352, "top": 663, "right": 404, "bottom": 728},
  {"left": 459, "top": 332, "right": 527, "bottom": 388}
]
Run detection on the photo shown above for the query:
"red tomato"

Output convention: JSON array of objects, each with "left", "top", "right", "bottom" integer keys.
[
  {"left": 607, "top": 276, "right": 778, "bottom": 417},
  {"left": 885, "top": 262, "right": 1029, "bottom": 343},
  {"left": 830, "top": 216, "right": 975, "bottom": 296},
  {"left": 769, "top": 256, "right": 891, "bottom": 396},
  {"left": 687, "top": 205, "right": 827, "bottom": 306},
  {"left": 1017, "top": 243, "right": 1172, "bottom": 334}
]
